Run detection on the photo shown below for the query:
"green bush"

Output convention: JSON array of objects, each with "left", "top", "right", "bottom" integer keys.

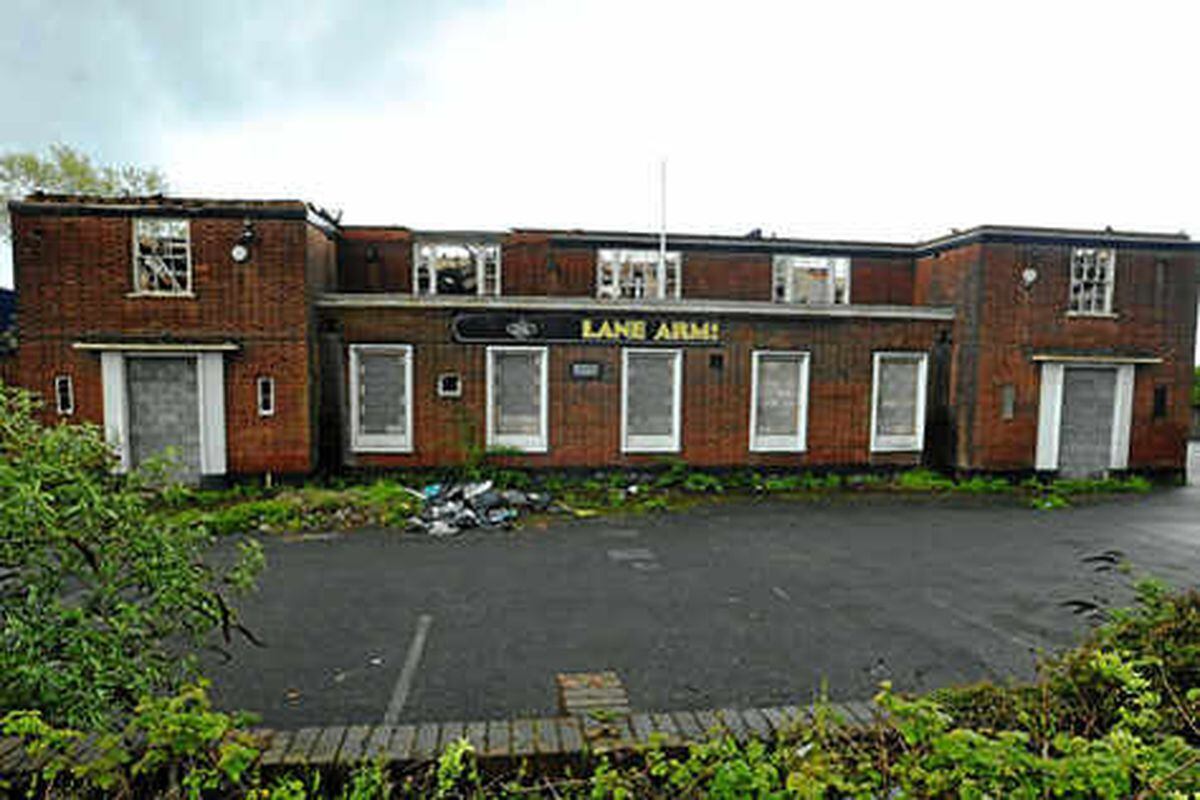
[
  {"left": 895, "top": 468, "right": 956, "bottom": 491},
  {"left": 0, "top": 383, "right": 263, "bottom": 730}
]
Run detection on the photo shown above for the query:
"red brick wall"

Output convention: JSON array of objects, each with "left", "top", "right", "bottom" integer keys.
[
  {"left": 9, "top": 208, "right": 317, "bottom": 474},
  {"left": 850, "top": 256, "right": 915, "bottom": 305},
  {"left": 681, "top": 251, "right": 771, "bottom": 301},
  {"left": 957, "top": 242, "right": 1197, "bottom": 471},
  {"left": 338, "top": 227, "right": 412, "bottom": 292},
  {"left": 335, "top": 231, "right": 918, "bottom": 305},
  {"left": 327, "top": 306, "right": 948, "bottom": 469}
]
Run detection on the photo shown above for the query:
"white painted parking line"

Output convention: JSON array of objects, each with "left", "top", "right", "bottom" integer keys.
[{"left": 382, "top": 614, "right": 432, "bottom": 725}]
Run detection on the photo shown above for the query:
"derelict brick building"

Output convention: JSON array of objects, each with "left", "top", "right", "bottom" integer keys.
[{"left": 4, "top": 194, "right": 1196, "bottom": 482}]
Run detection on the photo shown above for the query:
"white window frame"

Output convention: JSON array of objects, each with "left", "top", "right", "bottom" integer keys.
[
  {"left": 412, "top": 241, "right": 502, "bottom": 296},
  {"left": 131, "top": 218, "right": 192, "bottom": 296},
  {"left": 749, "top": 351, "right": 810, "bottom": 452},
  {"left": 99, "top": 350, "right": 227, "bottom": 475},
  {"left": 596, "top": 249, "right": 682, "bottom": 300},
  {"left": 772, "top": 255, "right": 851, "bottom": 304},
  {"left": 621, "top": 348, "right": 683, "bottom": 453},
  {"left": 256, "top": 376, "right": 275, "bottom": 417},
  {"left": 54, "top": 374, "right": 74, "bottom": 416},
  {"left": 349, "top": 344, "right": 414, "bottom": 453},
  {"left": 485, "top": 346, "right": 549, "bottom": 452},
  {"left": 870, "top": 351, "right": 928, "bottom": 452},
  {"left": 1067, "top": 247, "right": 1116, "bottom": 316},
  {"left": 1035, "top": 362, "right": 1134, "bottom": 471}
]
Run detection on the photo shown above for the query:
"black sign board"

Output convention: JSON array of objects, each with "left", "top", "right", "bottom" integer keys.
[{"left": 451, "top": 312, "right": 721, "bottom": 346}]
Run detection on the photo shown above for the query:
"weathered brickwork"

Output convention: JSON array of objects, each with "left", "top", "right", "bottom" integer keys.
[
  {"left": 7, "top": 195, "right": 1197, "bottom": 478},
  {"left": 328, "top": 306, "right": 946, "bottom": 469},
  {"left": 8, "top": 200, "right": 333, "bottom": 475}
]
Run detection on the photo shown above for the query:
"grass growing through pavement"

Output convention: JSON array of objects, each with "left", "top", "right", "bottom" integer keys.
[{"left": 157, "top": 464, "right": 1163, "bottom": 537}]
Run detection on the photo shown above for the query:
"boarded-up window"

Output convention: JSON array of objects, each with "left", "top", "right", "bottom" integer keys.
[
  {"left": 487, "top": 347, "right": 547, "bottom": 451},
  {"left": 350, "top": 345, "right": 412, "bottom": 451},
  {"left": 750, "top": 352, "right": 809, "bottom": 451},
  {"left": 871, "top": 352, "right": 927, "bottom": 451},
  {"left": 622, "top": 349, "right": 681, "bottom": 451}
]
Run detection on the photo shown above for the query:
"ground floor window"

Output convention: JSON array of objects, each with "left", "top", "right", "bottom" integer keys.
[
  {"left": 622, "top": 348, "right": 682, "bottom": 452},
  {"left": 350, "top": 344, "right": 413, "bottom": 452},
  {"left": 750, "top": 351, "right": 809, "bottom": 451},
  {"left": 54, "top": 374, "right": 74, "bottom": 415},
  {"left": 486, "top": 346, "right": 548, "bottom": 452},
  {"left": 870, "top": 352, "right": 927, "bottom": 452}
]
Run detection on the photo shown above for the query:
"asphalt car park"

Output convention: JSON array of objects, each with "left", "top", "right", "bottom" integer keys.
[{"left": 204, "top": 490, "right": 1200, "bottom": 728}]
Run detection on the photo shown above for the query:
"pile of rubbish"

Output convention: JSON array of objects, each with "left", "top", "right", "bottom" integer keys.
[{"left": 406, "top": 479, "right": 553, "bottom": 536}]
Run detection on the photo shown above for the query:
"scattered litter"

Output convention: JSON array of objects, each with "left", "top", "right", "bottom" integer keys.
[
  {"left": 368, "top": 656, "right": 384, "bottom": 667},
  {"left": 406, "top": 480, "right": 556, "bottom": 536}
]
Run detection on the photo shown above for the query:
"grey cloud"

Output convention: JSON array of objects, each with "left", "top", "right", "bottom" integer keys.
[{"left": 1, "top": 0, "right": 474, "bottom": 160}]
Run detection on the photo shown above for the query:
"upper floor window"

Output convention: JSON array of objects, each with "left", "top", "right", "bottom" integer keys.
[
  {"left": 1068, "top": 247, "right": 1115, "bottom": 315},
  {"left": 772, "top": 255, "right": 850, "bottom": 304},
  {"left": 413, "top": 242, "right": 501, "bottom": 296},
  {"left": 597, "top": 249, "right": 681, "bottom": 300},
  {"left": 133, "top": 218, "right": 191, "bottom": 295}
]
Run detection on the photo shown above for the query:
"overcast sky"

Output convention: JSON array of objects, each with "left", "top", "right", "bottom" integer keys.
[{"left": 3, "top": 0, "right": 1200, "bottom": 292}]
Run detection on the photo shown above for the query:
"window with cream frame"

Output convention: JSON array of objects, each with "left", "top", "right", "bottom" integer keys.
[
  {"left": 870, "top": 352, "right": 928, "bottom": 452},
  {"left": 749, "top": 351, "right": 810, "bottom": 452},
  {"left": 132, "top": 218, "right": 192, "bottom": 295},
  {"left": 349, "top": 344, "right": 413, "bottom": 452},
  {"left": 1068, "top": 247, "right": 1115, "bottom": 315},
  {"left": 413, "top": 241, "right": 501, "bottom": 296},
  {"left": 621, "top": 348, "right": 682, "bottom": 452},
  {"left": 597, "top": 249, "right": 682, "bottom": 299},
  {"left": 486, "top": 346, "right": 549, "bottom": 452},
  {"left": 772, "top": 255, "right": 850, "bottom": 304}
]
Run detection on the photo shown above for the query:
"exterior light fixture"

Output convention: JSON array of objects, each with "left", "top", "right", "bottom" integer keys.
[{"left": 231, "top": 219, "right": 256, "bottom": 263}]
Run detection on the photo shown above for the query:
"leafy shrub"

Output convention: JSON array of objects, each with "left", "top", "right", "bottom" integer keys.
[
  {"left": 682, "top": 471, "right": 725, "bottom": 493},
  {"left": 895, "top": 468, "right": 956, "bottom": 491},
  {"left": 0, "top": 383, "right": 263, "bottom": 730}
]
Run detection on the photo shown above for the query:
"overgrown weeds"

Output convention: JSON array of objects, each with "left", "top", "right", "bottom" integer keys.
[{"left": 6, "top": 582, "right": 1200, "bottom": 797}]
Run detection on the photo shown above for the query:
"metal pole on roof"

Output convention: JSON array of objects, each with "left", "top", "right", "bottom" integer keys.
[{"left": 659, "top": 157, "right": 667, "bottom": 295}]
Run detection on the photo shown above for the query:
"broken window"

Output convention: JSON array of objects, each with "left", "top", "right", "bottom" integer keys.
[
  {"left": 54, "top": 375, "right": 74, "bottom": 416},
  {"left": 350, "top": 344, "right": 412, "bottom": 451},
  {"left": 772, "top": 255, "right": 850, "bottom": 304},
  {"left": 487, "top": 347, "right": 547, "bottom": 451},
  {"left": 871, "top": 352, "right": 927, "bottom": 451},
  {"left": 622, "top": 349, "right": 681, "bottom": 451},
  {"left": 750, "top": 351, "right": 809, "bottom": 451},
  {"left": 413, "top": 242, "right": 501, "bottom": 296},
  {"left": 133, "top": 218, "right": 191, "bottom": 294},
  {"left": 597, "top": 249, "right": 682, "bottom": 300},
  {"left": 1068, "top": 247, "right": 1115, "bottom": 315}
]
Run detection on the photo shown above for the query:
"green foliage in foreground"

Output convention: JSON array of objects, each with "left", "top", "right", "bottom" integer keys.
[
  {"left": 6, "top": 580, "right": 1199, "bottom": 798},
  {"left": 0, "top": 383, "right": 262, "bottom": 731}
]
